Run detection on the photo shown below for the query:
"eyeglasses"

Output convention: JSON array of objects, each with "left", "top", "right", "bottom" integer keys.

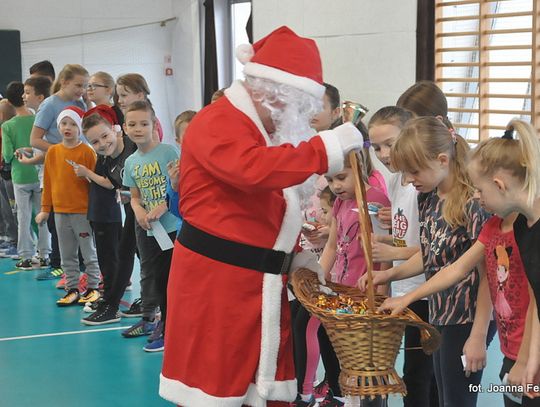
[{"left": 87, "top": 84, "right": 108, "bottom": 90}]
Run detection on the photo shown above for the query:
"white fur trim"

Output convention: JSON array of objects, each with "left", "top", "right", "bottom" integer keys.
[
  {"left": 159, "top": 375, "right": 296, "bottom": 406},
  {"left": 257, "top": 273, "right": 282, "bottom": 398},
  {"left": 318, "top": 130, "right": 345, "bottom": 175},
  {"left": 159, "top": 374, "right": 245, "bottom": 406},
  {"left": 236, "top": 43, "right": 255, "bottom": 64},
  {"left": 243, "top": 62, "right": 325, "bottom": 98},
  {"left": 57, "top": 109, "right": 83, "bottom": 135},
  {"left": 273, "top": 187, "right": 302, "bottom": 252}
]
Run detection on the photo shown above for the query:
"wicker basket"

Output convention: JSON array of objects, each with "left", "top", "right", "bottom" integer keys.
[
  {"left": 289, "top": 151, "right": 441, "bottom": 399},
  {"left": 290, "top": 268, "right": 440, "bottom": 398}
]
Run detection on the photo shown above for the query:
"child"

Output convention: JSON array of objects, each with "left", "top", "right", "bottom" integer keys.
[
  {"left": 35, "top": 106, "right": 101, "bottom": 306},
  {"left": 466, "top": 120, "right": 540, "bottom": 397},
  {"left": 23, "top": 76, "right": 52, "bottom": 112},
  {"left": 292, "top": 83, "right": 342, "bottom": 406},
  {"left": 360, "top": 117, "right": 496, "bottom": 407},
  {"left": 0, "top": 99, "right": 18, "bottom": 258},
  {"left": 1, "top": 82, "right": 50, "bottom": 269},
  {"left": 166, "top": 110, "right": 196, "bottom": 226},
  {"left": 116, "top": 73, "right": 163, "bottom": 142},
  {"left": 368, "top": 106, "right": 437, "bottom": 407},
  {"left": 29, "top": 60, "right": 55, "bottom": 84},
  {"left": 30, "top": 64, "right": 88, "bottom": 151},
  {"left": 292, "top": 186, "right": 335, "bottom": 407},
  {"left": 315, "top": 151, "right": 390, "bottom": 407},
  {"left": 30, "top": 64, "right": 88, "bottom": 281},
  {"left": 121, "top": 100, "right": 179, "bottom": 352},
  {"left": 78, "top": 105, "right": 138, "bottom": 325}
]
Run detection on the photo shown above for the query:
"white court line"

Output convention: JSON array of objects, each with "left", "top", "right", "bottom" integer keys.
[{"left": 0, "top": 326, "right": 131, "bottom": 342}]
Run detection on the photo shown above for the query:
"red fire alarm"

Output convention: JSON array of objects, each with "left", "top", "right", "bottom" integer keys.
[{"left": 165, "top": 67, "right": 173, "bottom": 76}]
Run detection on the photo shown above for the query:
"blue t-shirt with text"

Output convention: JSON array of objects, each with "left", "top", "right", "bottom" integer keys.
[{"left": 123, "top": 143, "right": 179, "bottom": 235}]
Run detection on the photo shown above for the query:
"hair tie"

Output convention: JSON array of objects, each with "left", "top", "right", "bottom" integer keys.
[
  {"left": 449, "top": 128, "right": 457, "bottom": 145},
  {"left": 363, "top": 140, "right": 371, "bottom": 149}
]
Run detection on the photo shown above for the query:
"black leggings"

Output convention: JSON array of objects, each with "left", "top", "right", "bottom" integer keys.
[
  {"left": 403, "top": 300, "right": 439, "bottom": 407},
  {"left": 433, "top": 320, "right": 497, "bottom": 407}
]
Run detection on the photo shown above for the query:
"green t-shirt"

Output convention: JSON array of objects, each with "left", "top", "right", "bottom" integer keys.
[{"left": 1, "top": 115, "right": 38, "bottom": 184}]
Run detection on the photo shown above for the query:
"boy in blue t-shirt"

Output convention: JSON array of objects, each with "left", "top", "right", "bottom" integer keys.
[{"left": 121, "top": 100, "right": 178, "bottom": 352}]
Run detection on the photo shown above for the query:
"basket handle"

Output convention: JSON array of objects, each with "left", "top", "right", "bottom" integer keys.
[
  {"left": 349, "top": 150, "right": 376, "bottom": 312},
  {"left": 401, "top": 308, "right": 441, "bottom": 354}
]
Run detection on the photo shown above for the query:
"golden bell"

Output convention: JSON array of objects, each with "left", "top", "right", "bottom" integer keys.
[{"left": 342, "top": 101, "right": 369, "bottom": 126}]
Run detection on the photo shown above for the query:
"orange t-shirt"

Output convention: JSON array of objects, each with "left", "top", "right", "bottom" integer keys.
[{"left": 41, "top": 142, "right": 97, "bottom": 214}]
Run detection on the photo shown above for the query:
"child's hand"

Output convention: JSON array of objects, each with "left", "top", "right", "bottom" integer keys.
[
  {"left": 133, "top": 207, "right": 151, "bottom": 230},
  {"left": 462, "top": 336, "right": 487, "bottom": 377},
  {"left": 73, "top": 164, "right": 89, "bottom": 178},
  {"left": 523, "top": 358, "right": 540, "bottom": 398},
  {"left": 146, "top": 203, "right": 168, "bottom": 224},
  {"left": 35, "top": 211, "right": 49, "bottom": 225},
  {"left": 303, "top": 223, "right": 329, "bottom": 245},
  {"left": 167, "top": 160, "right": 180, "bottom": 191},
  {"left": 376, "top": 206, "right": 392, "bottom": 229},
  {"left": 358, "top": 269, "right": 392, "bottom": 292},
  {"left": 371, "top": 239, "right": 396, "bottom": 263},
  {"left": 377, "top": 295, "right": 409, "bottom": 315},
  {"left": 508, "top": 360, "right": 525, "bottom": 386}
]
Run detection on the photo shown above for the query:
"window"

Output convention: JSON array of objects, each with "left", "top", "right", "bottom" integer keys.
[
  {"left": 230, "top": 0, "right": 252, "bottom": 81},
  {"left": 435, "top": 0, "right": 539, "bottom": 141}
]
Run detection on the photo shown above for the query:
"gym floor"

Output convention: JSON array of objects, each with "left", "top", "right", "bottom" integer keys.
[{"left": 0, "top": 257, "right": 504, "bottom": 406}]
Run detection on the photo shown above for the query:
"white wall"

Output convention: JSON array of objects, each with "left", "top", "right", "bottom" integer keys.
[
  {"left": 0, "top": 0, "right": 202, "bottom": 144},
  {"left": 252, "top": 0, "right": 418, "bottom": 120}
]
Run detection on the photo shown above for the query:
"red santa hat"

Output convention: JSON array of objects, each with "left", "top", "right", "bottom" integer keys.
[
  {"left": 236, "top": 26, "right": 325, "bottom": 98},
  {"left": 83, "top": 104, "right": 121, "bottom": 132},
  {"left": 57, "top": 106, "right": 84, "bottom": 135}
]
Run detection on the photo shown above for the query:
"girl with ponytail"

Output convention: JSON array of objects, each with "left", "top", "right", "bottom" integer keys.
[{"left": 359, "top": 116, "right": 496, "bottom": 407}]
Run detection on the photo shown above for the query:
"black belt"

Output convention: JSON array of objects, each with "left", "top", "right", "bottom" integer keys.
[{"left": 177, "top": 221, "right": 294, "bottom": 275}]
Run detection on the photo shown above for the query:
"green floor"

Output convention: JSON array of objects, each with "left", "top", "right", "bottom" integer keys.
[
  {"left": 0, "top": 256, "right": 504, "bottom": 406},
  {"left": 0, "top": 257, "right": 170, "bottom": 407}
]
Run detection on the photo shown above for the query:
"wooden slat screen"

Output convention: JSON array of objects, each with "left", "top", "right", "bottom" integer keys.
[{"left": 435, "top": 0, "right": 539, "bottom": 141}]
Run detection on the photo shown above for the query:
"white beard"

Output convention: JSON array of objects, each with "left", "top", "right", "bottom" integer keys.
[
  {"left": 268, "top": 103, "right": 320, "bottom": 211},
  {"left": 245, "top": 75, "right": 324, "bottom": 210}
]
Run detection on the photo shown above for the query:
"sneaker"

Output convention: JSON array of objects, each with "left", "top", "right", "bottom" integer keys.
[
  {"left": 78, "top": 289, "right": 100, "bottom": 305},
  {"left": 0, "top": 240, "right": 13, "bottom": 250},
  {"left": 57, "top": 289, "right": 80, "bottom": 307},
  {"left": 78, "top": 273, "right": 88, "bottom": 293},
  {"left": 82, "top": 302, "right": 120, "bottom": 326},
  {"left": 147, "top": 320, "right": 163, "bottom": 343},
  {"left": 0, "top": 246, "right": 19, "bottom": 259},
  {"left": 35, "top": 257, "right": 50, "bottom": 269},
  {"left": 15, "top": 259, "right": 34, "bottom": 270},
  {"left": 83, "top": 297, "right": 105, "bottom": 313},
  {"left": 121, "top": 319, "right": 156, "bottom": 338},
  {"left": 319, "top": 390, "right": 344, "bottom": 407},
  {"left": 36, "top": 267, "right": 64, "bottom": 281},
  {"left": 313, "top": 380, "right": 329, "bottom": 401},
  {"left": 143, "top": 335, "right": 164, "bottom": 352},
  {"left": 119, "top": 298, "right": 143, "bottom": 318},
  {"left": 56, "top": 273, "right": 67, "bottom": 288},
  {"left": 291, "top": 394, "right": 318, "bottom": 407}
]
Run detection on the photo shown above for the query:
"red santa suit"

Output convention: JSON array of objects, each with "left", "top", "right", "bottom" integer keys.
[{"left": 160, "top": 27, "right": 350, "bottom": 407}]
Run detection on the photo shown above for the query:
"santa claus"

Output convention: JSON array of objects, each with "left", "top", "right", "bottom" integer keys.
[{"left": 160, "top": 26, "right": 362, "bottom": 407}]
